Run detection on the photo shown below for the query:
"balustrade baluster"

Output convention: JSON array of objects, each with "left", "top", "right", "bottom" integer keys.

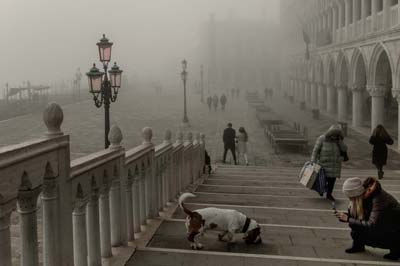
[
  {"left": 110, "top": 178, "right": 121, "bottom": 246},
  {"left": 132, "top": 167, "right": 141, "bottom": 233},
  {"left": 0, "top": 201, "right": 15, "bottom": 266},
  {"left": 125, "top": 171, "right": 134, "bottom": 241},
  {"left": 99, "top": 171, "right": 112, "bottom": 258},
  {"left": 139, "top": 164, "right": 147, "bottom": 225},
  {"left": 73, "top": 184, "right": 88, "bottom": 266},
  {"left": 86, "top": 177, "right": 101, "bottom": 266}
]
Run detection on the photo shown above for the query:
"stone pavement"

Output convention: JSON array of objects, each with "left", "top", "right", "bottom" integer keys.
[{"left": 127, "top": 165, "right": 400, "bottom": 266}]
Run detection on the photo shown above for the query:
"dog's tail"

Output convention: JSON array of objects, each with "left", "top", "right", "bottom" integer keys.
[{"left": 178, "top": 192, "right": 196, "bottom": 216}]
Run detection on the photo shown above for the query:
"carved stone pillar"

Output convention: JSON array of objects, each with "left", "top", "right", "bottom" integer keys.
[
  {"left": 327, "top": 86, "right": 337, "bottom": 115},
  {"left": 139, "top": 165, "right": 147, "bottom": 226},
  {"left": 73, "top": 185, "right": 87, "bottom": 266},
  {"left": 109, "top": 178, "right": 121, "bottom": 247},
  {"left": 156, "top": 162, "right": 163, "bottom": 212},
  {"left": 99, "top": 173, "right": 112, "bottom": 258},
  {"left": 338, "top": 86, "right": 348, "bottom": 122},
  {"left": 86, "top": 179, "right": 101, "bottom": 266},
  {"left": 352, "top": 86, "right": 365, "bottom": 127},
  {"left": 0, "top": 201, "right": 16, "bottom": 266},
  {"left": 132, "top": 172, "right": 141, "bottom": 234},
  {"left": 311, "top": 82, "right": 318, "bottom": 109},
  {"left": 18, "top": 173, "right": 41, "bottom": 266},
  {"left": 367, "top": 86, "right": 387, "bottom": 131},
  {"left": 125, "top": 172, "right": 134, "bottom": 241},
  {"left": 41, "top": 163, "right": 60, "bottom": 266}
]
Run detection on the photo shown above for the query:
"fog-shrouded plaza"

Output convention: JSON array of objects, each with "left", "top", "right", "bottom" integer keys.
[{"left": 1, "top": 1, "right": 400, "bottom": 266}]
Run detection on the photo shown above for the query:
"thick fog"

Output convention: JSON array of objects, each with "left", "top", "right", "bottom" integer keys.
[{"left": 1, "top": 0, "right": 279, "bottom": 89}]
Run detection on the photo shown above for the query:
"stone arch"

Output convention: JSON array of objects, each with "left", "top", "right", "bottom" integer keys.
[
  {"left": 336, "top": 51, "right": 352, "bottom": 121},
  {"left": 350, "top": 48, "right": 370, "bottom": 126},
  {"left": 336, "top": 51, "right": 350, "bottom": 87},
  {"left": 368, "top": 42, "right": 394, "bottom": 86},
  {"left": 326, "top": 54, "right": 335, "bottom": 86}
]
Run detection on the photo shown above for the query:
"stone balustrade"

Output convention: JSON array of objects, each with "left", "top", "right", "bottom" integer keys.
[{"left": 0, "top": 102, "right": 206, "bottom": 266}]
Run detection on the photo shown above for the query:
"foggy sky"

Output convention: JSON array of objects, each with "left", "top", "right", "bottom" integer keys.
[{"left": 1, "top": 0, "right": 279, "bottom": 88}]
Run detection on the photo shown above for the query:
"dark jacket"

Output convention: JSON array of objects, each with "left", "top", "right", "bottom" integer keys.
[
  {"left": 349, "top": 187, "right": 400, "bottom": 232},
  {"left": 369, "top": 135, "right": 393, "bottom": 166},
  {"left": 223, "top": 127, "right": 236, "bottom": 147}
]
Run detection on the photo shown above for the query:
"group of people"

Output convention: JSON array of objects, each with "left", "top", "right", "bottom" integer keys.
[
  {"left": 222, "top": 123, "right": 249, "bottom": 165},
  {"left": 310, "top": 123, "right": 399, "bottom": 260},
  {"left": 206, "top": 94, "right": 228, "bottom": 111}
]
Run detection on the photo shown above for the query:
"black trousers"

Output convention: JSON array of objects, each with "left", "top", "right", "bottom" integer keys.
[
  {"left": 223, "top": 145, "right": 237, "bottom": 164},
  {"left": 350, "top": 225, "right": 400, "bottom": 251},
  {"left": 326, "top": 177, "right": 336, "bottom": 195}
]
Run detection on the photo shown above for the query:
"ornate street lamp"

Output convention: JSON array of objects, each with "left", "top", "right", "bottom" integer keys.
[
  {"left": 86, "top": 34, "right": 123, "bottom": 148},
  {"left": 181, "top": 59, "right": 189, "bottom": 126}
]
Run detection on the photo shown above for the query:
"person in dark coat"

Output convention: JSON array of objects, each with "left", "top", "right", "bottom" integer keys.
[
  {"left": 369, "top": 125, "right": 393, "bottom": 179},
  {"left": 222, "top": 123, "right": 237, "bottom": 164},
  {"left": 206, "top": 96, "right": 212, "bottom": 111},
  {"left": 336, "top": 177, "right": 400, "bottom": 260},
  {"left": 220, "top": 94, "right": 227, "bottom": 111},
  {"left": 203, "top": 150, "right": 212, "bottom": 174}
]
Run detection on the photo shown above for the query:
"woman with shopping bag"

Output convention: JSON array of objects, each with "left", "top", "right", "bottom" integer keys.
[{"left": 311, "top": 125, "right": 348, "bottom": 201}]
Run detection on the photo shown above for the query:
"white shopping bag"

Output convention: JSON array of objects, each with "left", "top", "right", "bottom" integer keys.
[{"left": 299, "top": 162, "right": 321, "bottom": 188}]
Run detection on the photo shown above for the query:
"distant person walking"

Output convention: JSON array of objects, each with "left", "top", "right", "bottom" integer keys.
[
  {"left": 220, "top": 94, "right": 227, "bottom": 111},
  {"left": 223, "top": 123, "right": 237, "bottom": 164},
  {"left": 311, "top": 125, "right": 348, "bottom": 201},
  {"left": 237, "top": 127, "right": 249, "bottom": 165},
  {"left": 206, "top": 96, "right": 212, "bottom": 111},
  {"left": 369, "top": 125, "right": 393, "bottom": 179},
  {"left": 212, "top": 94, "right": 219, "bottom": 111}
]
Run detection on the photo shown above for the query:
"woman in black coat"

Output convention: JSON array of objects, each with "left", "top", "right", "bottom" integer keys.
[{"left": 369, "top": 125, "right": 393, "bottom": 179}]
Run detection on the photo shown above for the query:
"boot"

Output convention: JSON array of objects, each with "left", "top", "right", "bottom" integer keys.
[
  {"left": 378, "top": 171, "right": 384, "bottom": 180},
  {"left": 326, "top": 193, "right": 336, "bottom": 202},
  {"left": 383, "top": 250, "right": 400, "bottom": 261},
  {"left": 345, "top": 243, "right": 365, "bottom": 254}
]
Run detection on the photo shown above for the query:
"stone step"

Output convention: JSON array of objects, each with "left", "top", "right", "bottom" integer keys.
[
  {"left": 172, "top": 203, "right": 346, "bottom": 228},
  {"left": 196, "top": 184, "right": 400, "bottom": 198},
  {"left": 129, "top": 249, "right": 400, "bottom": 266},
  {"left": 204, "top": 178, "right": 400, "bottom": 189},
  {"left": 144, "top": 220, "right": 393, "bottom": 264},
  {"left": 186, "top": 191, "right": 351, "bottom": 210}
]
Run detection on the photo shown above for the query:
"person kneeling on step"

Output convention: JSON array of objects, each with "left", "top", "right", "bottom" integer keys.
[{"left": 335, "top": 177, "right": 400, "bottom": 261}]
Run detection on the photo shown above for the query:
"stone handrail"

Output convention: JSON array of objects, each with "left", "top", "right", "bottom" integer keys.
[{"left": 0, "top": 103, "right": 206, "bottom": 266}]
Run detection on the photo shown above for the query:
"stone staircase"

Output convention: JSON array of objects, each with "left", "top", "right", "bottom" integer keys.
[{"left": 127, "top": 164, "right": 400, "bottom": 266}]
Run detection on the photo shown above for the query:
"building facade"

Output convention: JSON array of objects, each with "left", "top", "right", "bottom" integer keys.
[{"left": 281, "top": 0, "right": 400, "bottom": 148}]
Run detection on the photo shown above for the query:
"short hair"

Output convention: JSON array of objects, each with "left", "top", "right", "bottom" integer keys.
[{"left": 227, "top": 123, "right": 232, "bottom": 127}]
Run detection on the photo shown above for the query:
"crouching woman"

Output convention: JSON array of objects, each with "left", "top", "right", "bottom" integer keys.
[{"left": 336, "top": 177, "right": 400, "bottom": 260}]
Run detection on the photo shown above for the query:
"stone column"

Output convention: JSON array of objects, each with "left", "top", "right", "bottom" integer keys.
[
  {"left": 361, "top": 0, "right": 367, "bottom": 34},
  {"left": 132, "top": 172, "right": 141, "bottom": 233},
  {"left": 318, "top": 83, "right": 326, "bottom": 111},
  {"left": 339, "top": 2, "right": 344, "bottom": 41},
  {"left": 352, "top": 86, "right": 364, "bottom": 127},
  {"left": 299, "top": 81, "right": 306, "bottom": 109},
  {"left": 327, "top": 86, "right": 337, "bottom": 115},
  {"left": 0, "top": 201, "right": 15, "bottom": 266},
  {"left": 99, "top": 175, "right": 112, "bottom": 258},
  {"left": 353, "top": 0, "right": 358, "bottom": 37},
  {"left": 86, "top": 180, "right": 101, "bottom": 266},
  {"left": 109, "top": 179, "right": 121, "bottom": 246},
  {"left": 73, "top": 186, "right": 87, "bottom": 266},
  {"left": 311, "top": 82, "right": 318, "bottom": 109},
  {"left": 367, "top": 86, "right": 386, "bottom": 131},
  {"left": 333, "top": 6, "right": 338, "bottom": 43},
  {"left": 338, "top": 86, "right": 348, "bottom": 122},
  {"left": 305, "top": 82, "right": 312, "bottom": 107},
  {"left": 372, "top": 0, "right": 378, "bottom": 31},
  {"left": 383, "top": 0, "right": 390, "bottom": 29},
  {"left": 42, "top": 164, "right": 60, "bottom": 266},
  {"left": 393, "top": 89, "right": 400, "bottom": 150},
  {"left": 18, "top": 175, "right": 41, "bottom": 266},
  {"left": 345, "top": 0, "right": 351, "bottom": 40},
  {"left": 125, "top": 173, "right": 134, "bottom": 241}
]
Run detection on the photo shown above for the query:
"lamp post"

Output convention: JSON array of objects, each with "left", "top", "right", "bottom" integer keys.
[
  {"left": 181, "top": 59, "right": 190, "bottom": 126},
  {"left": 200, "top": 65, "right": 204, "bottom": 103},
  {"left": 86, "top": 34, "right": 123, "bottom": 148}
]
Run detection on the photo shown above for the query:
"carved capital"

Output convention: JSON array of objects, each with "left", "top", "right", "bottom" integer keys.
[
  {"left": 0, "top": 199, "right": 16, "bottom": 230},
  {"left": 73, "top": 184, "right": 86, "bottom": 214},
  {"left": 367, "top": 86, "right": 387, "bottom": 97},
  {"left": 42, "top": 177, "right": 58, "bottom": 200},
  {"left": 392, "top": 89, "right": 400, "bottom": 103},
  {"left": 351, "top": 85, "right": 365, "bottom": 93}
]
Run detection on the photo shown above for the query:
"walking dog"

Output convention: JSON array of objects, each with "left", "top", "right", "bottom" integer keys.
[{"left": 179, "top": 192, "right": 262, "bottom": 249}]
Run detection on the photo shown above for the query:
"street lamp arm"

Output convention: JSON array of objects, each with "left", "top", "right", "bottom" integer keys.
[
  {"left": 110, "top": 88, "right": 118, "bottom": 102},
  {"left": 93, "top": 92, "right": 103, "bottom": 108}
]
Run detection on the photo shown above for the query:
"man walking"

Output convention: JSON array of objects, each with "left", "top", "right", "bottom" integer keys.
[{"left": 223, "top": 123, "right": 237, "bottom": 164}]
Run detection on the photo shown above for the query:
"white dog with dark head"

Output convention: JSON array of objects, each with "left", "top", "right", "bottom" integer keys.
[{"left": 179, "top": 192, "right": 262, "bottom": 250}]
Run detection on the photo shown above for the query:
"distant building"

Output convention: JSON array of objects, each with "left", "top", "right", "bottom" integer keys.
[
  {"left": 281, "top": 0, "right": 400, "bottom": 148},
  {"left": 199, "top": 14, "right": 280, "bottom": 92}
]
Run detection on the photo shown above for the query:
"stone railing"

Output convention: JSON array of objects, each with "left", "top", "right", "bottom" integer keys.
[{"left": 0, "top": 103, "right": 206, "bottom": 266}]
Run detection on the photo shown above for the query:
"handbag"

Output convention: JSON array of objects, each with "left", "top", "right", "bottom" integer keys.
[{"left": 299, "top": 161, "right": 321, "bottom": 188}]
